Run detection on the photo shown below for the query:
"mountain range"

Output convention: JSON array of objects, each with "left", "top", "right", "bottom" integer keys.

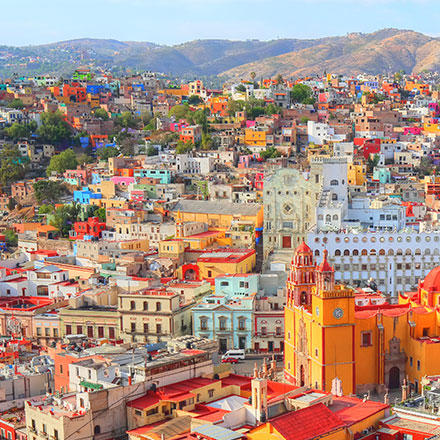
[{"left": 1, "top": 29, "right": 439, "bottom": 79}]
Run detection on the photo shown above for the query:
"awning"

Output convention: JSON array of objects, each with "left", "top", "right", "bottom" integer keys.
[{"left": 80, "top": 380, "right": 103, "bottom": 390}]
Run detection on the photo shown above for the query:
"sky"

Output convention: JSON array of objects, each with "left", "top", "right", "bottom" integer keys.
[{"left": 4, "top": 0, "right": 440, "bottom": 46}]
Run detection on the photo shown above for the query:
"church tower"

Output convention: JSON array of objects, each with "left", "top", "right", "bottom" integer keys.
[{"left": 286, "top": 240, "right": 316, "bottom": 310}]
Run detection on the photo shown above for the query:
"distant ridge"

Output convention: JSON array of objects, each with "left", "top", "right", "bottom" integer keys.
[{"left": 0, "top": 29, "right": 439, "bottom": 78}]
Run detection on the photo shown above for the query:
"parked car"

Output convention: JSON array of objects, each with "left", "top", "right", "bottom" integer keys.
[{"left": 221, "top": 357, "right": 239, "bottom": 364}]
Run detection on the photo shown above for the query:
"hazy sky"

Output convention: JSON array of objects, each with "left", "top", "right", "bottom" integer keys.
[{"left": 5, "top": 0, "right": 440, "bottom": 46}]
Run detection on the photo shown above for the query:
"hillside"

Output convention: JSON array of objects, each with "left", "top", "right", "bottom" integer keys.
[
  {"left": 0, "top": 29, "right": 439, "bottom": 78},
  {"left": 220, "top": 30, "right": 440, "bottom": 79}
]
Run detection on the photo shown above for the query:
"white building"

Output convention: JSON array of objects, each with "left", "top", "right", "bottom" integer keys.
[
  {"left": 307, "top": 120, "right": 346, "bottom": 145},
  {"left": 176, "top": 154, "right": 214, "bottom": 174},
  {"left": 307, "top": 230, "right": 440, "bottom": 296}
]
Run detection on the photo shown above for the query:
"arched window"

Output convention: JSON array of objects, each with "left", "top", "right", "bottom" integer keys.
[
  {"left": 415, "top": 249, "right": 421, "bottom": 256},
  {"left": 343, "top": 250, "right": 350, "bottom": 256},
  {"left": 396, "top": 249, "right": 403, "bottom": 255},
  {"left": 130, "top": 300, "right": 135, "bottom": 310},
  {"left": 405, "top": 249, "right": 412, "bottom": 255},
  {"left": 388, "top": 249, "right": 394, "bottom": 256},
  {"left": 94, "top": 426, "right": 101, "bottom": 435},
  {"left": 143, "top": 301, "right": 148, "bottom": 311},
  {"left": 332, "top": 194, "right": 338, "bottom": 201},
  {"left": 370, "top": 249, "right": 376, "bottom": 256},
  {"left": 379, "top": 249, "right": 385, "bottom": 255},
  {"left": 330, "top": 179, "right": 339, "bottom": 186},
  {"left": 333, "top": 214, "right": 338, "bottom": 221},
  {"left": 315, "top": 250, "right": 320, "bottom": 257},
  {"left": 335, "top": 250, "right": 341, "bottom": 256},
  {"left": 425, "top": 248, "right": 431, "bottom": 255},
  {"left": 353, "top": 249, "right": 359, "bottom": 256},
  {"left": 361, "top": 249, "right": 368, "bottom": 256},
  {"left": 318, "top": 214, "right": 324, "bottom": 220},
  {"left": 156, "top": 302, "right": 161, "bottom": 312},
  {"left": 326, "top": 214, "right": 331, "bottom": 222}
]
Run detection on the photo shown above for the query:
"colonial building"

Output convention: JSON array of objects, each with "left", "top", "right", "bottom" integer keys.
[
  {"left": 118, "top": 288, "right": 195, "bottom": 344},
  {"left": 263, "top": 168, "right": 321, "bottom": 265},
  {"left": 285, "top": 241, "right": 440, "bottom": 395}
]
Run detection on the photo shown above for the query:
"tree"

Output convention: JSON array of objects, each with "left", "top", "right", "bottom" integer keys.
[
  {"left": 9, "top": 99, "right": 25, "bottom": 109},
  {"left": 34, "top": 180, "right": 67, "bottom": 204},
  {"left": 275, "top": 74, "right": 284, "bottom": 85},
  {"left": 187, "top": 95, "right": 203, "bottom": 105},
  {"left": 94, "top": 108, "right": 109, "bottom": 121},
  {"left": 176, "top": 140, "right": 194, "bottom": 154},
  {"left": 6, "top": 197, "right": 16, "bottom": 211},
  {"left": 46, "top": 149, "right": 78, "bottom": 176},
  {"left": 146, "top": 145, "right": 158, "bottom": 156},
  {"left": 260, "top": 146, "right": 281, "bottom": 160},
  {"left": 201, "top": 133, "right": 214, "bottom": 151},
  {"left": 265, "top": 103, "right": 282, "bottom": 116},
  {"left": 77, "top": 153, "right": 94, "bottom": 165},
  {"left": 4, "top": 122, "right": 30, "bottom": 140},
  {"left": 39, "top": 204, "right": 54, "bottom": 215},
  {"left": 0, "top": 144, "right": 28, "bottom": 186},
  {"left": 4, "top": 229, "right": 17, "bottom": 247},
  {"left": 120, "top": 137, "right": 136, "bottom": 156},
  {"left": 226, "top": 99, "right": 245, "bottom": 117},
  {"left": 97, "top": 146, "right": 119, "bottom": 160},
  {"left": 366, "top": 154, "right": 380, "bottom": 173},
  {"left": 291, "top": 84, "right": 315, "bottom": 104},
  {"left": 168, "top": 104, "right": 191, "bottom": 120},
  {"left": 37, "top": 111, "right": 71, "bottom": 146},
  {"left": 119, "top": 111, "right": 136, "bottom": 129},
  {"left": 50, "top": 203, "right": 81, "bottom": 238},
  {"left": 235, "top": 84, "right": 247, "bottom": 93}
]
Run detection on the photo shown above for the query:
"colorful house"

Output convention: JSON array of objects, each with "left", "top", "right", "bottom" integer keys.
[{"left": 69, "top": 217, "right": 106, "bottom": 240}]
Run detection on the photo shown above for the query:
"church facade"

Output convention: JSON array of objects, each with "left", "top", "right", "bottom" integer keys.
[{"left": 284, "top": 241, "right": 440, "bottom": 395}]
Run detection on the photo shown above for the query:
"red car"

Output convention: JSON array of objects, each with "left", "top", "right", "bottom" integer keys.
[{"left": 221, "top": 357, "right": 239, "bottom": 364}]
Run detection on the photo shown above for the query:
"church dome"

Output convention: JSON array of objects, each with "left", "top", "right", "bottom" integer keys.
[
  {"left": 295, "top": 240, "right": 311, "bottom": 254},
  {"left": 422, "top": 266, "right": 440, "bottom": 292}
]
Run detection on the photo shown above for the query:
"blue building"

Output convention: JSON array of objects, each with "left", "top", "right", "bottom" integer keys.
[
  {"left": 73, "top": 187, "right": 102, "bottom": 204},
  {"left": 192, "top": 293, "right": 254, "bottom": 352},
  {"left": 133, "top": 169, "right": 171, "bottom": 184}
]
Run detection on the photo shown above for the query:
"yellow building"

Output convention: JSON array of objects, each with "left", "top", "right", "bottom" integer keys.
[
  {"left": 347, "top": 162, "right": 366, "bottom": 186},
  {"left": 170, "top": 200, "right": 263, "bottom": 230},
  {"left": 284, "top": 242, "right": 440, "bottom": 395},
  {"left": 178, "top": 248, "right": 256, "bottom": 282},
  {"left": 244, "top": 129, "right": 267, "bottom": 147}
]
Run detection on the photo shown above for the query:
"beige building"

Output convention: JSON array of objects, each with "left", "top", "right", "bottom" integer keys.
[
  {"left": 33, "top": 313, "right": 61, "bottom": 347},
  {"left": 118, "top": 288, "right": 195, "bottom": 344}
]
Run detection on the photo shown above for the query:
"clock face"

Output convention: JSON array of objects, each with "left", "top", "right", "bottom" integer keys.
[
  {"left": 333, "top": 308, "right": 344, "bottom": 319},
  {"left": 315, "top": 306, "right": 320, "bottom": 317}
]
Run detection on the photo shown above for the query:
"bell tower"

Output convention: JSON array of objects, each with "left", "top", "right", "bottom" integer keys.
[
  {"left": 287, "top": 240, "right": 315, "bottom": 309},
  {"left": 316, "top": 250, "right": 335, "bottom": 292}
]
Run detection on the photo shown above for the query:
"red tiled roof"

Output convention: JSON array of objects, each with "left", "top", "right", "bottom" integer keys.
[
  {"left": 126, "top": 392, "right": 160, "bottom": 410},
  {"left": 270, "top": 403, "right": 346, "bottom": 440},
  {"left": 331, "top": 396, "right": 388, "bottom": 426}
]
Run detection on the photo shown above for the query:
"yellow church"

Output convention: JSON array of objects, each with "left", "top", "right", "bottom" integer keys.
[{"left": 284, "top": 241, "right": 440, "bottom": 395}]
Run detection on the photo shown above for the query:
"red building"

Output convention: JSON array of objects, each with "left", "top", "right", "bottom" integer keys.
[
  {"left": 70, "top": 216, "right": 106, "bottom": 240},
  {"left": 0, "top": 410, "right": 26, "bottom": 440}
]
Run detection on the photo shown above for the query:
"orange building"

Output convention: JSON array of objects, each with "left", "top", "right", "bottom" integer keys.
[
  {"left": 244, "top": 129, "right": 267, "bottom": 147},
  {"left": 284, "top": 242, "right": 440, "bottom": 396}
]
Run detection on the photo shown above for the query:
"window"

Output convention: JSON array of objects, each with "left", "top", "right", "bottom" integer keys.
[
  {"left": 200, "top": 319, "right": 208, "bottom": 331},
  {"left": 261, "top": 326, "right": 267, "bottom": 336},
  {"left": 45, "top": 327, "right": 50, "bottom": 337},
  {"left": 147, "top": 407, "right": 159, "bottom": 416},
  {"left": 94, "top": 426, "right": 101, "bottom": 435},
  {"left": 65, "top": 324, "right": 72, "bottom": 335},
  {"left": 156, "top": 324, "right": 162, "bottom": 334},
  {"left": 60, "top": 365, "right": 63, "bottom": 374},
  {"left": 87, "top": 326, "right": 94, "bottom": 338},
  {"left": 283, "top": 221, "right": 293, "bottom": 229},
  {"left": 156, "top": 302, "right": 161, "bottom": 311},
  {"left": 361, "top": 331, "right": 372, "bottom": 347},
  {"left": 276, "top": 327, "right": 282, "bottom": 336},
  {"left": 417, "top": 360, "right": 421, "bottom": 371},
  {"left": 330, "top": 179, "right": 338, "bottom": 186},
  {"left": 219, "top": 318, "right": 227, "bottom": 331},
  {"left": 131, "top": 322, "right": 136, "bottom": 333},
  {"left": 36, "top": 327, "right": 42, "bottom": 336},
  {"left": 109, "top": 327, "right": 115, "bottom": 339},
  {"left": 207, "top": 270, "right": 212, "bottom": 277},
  {"left": 238, "top": 318, "right": 246, "bottom": 331},
  {"left": 53, "top": 328, "right": 59, "bottom": 337},
  {"left": 143, "top": 301, "right": 148, "bottom": 311},
  {"left": 98, "top": 327, "right": 104, "bottom": 338},
  {"left": 410, "top": 357, "right": 413, "bottom": 367},
  {"left": 423, "top": 328, "right": 429, "bottom": 337},
  {"left": 130, "top": 300, "right": 135, "bottom": 310},
  {"left": 144, "top": 323, "right": 149, "bottom": 333},
  {"left": 134, "top": 409, "right": 142, "bottom": 416},
  {"left": 208, "top": 389, "right": 215, "bottom": 398}
]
